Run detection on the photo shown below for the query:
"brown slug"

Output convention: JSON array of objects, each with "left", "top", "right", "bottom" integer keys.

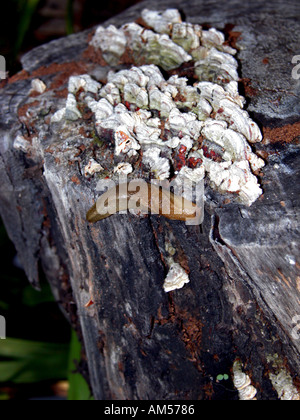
[{"left": 86, "top": 181, "right": 202, "bottom": 224}]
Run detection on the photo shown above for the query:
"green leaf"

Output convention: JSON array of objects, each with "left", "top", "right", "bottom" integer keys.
[
  {"left": 14, "top": 0, "right": 43, "bottom": 57},
  {"left": 66, "top": 0, "right": 74, "bottom": 35},
  {"left": 22, "top": 282, "right": 55, "bottom": 307},
  {"left": 67, "top": 330, "right": 93, "bottom": 400},
  {"left": 0, "top": 337, "right": 69, "bottom": 384},
  {"left": 0, "top": 337, "right": 68, "bottom": 359}
]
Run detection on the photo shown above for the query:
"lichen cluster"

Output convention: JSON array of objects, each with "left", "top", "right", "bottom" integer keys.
[
  {"left": 51, "top": 8, "right": 265, "bottom": 206},
  {"left": 90, "top": 8, "right": 237, "bottom": 79}
]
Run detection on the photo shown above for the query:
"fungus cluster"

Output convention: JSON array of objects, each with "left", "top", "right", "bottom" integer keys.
[
  {"left": 45, "top": 8, "right": 268, "bottom": 293},
  {"left": 51, "top": 8, "right": 264, "bottom": 206}
]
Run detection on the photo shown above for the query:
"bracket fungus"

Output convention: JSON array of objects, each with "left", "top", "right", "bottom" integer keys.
[
  {"left": 8, "top": 8, "right": 268, "bottom": 295},
  {"left": 163, "top": 262, "right": 190, "bottom": 293},
  {"left": 233, "top": 360, "right": 257, "bottom": 400},
  {"left": 50, "top": 8, "right": 265, "bottom": 220}
]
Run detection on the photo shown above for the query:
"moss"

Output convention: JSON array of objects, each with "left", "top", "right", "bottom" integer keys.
[{"left": 91, "top": 131, "right": 104, "bottom": 148}]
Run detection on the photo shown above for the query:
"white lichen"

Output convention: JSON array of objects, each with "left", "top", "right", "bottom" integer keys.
[
  {"left": 122, "top": 22, "right": 192, "bottom": 71},
  {"left": 65, "top": 93, "right": 82, "bottom": 121},
  {"left": 84, "top": 159, "right": 104, "bottom": 177},
  {"left": 90, "top": 25, "right": 127, "bottom": 65},
  {"left": 51, "top": 108, "right": 66, "bottom": 123},
  {"left": 195, "top": 48, "right": 239, "bottom": 82},
  {"left": 99, "top": 82, "right": 121, "bottom": 105},
  {"left": 114, "top": 126, "right": 140, "bottom": 156},
  {"left": 163, "top": 262, "right": 190, "bottom": 292},
  {"left": 52, "top": 77, "right": 100, "bottom": 123},
  {"left": 85, "top": 97, "right": 114, "bottom": 122},
  {"left": 53, "top": 9, "right": 265, "bottom": 207},
  {"left": 233, "top": 360, "right": 257, "bottom": 400},
  {"left": 68, "top": 74, "right": 101, "bottom": 95},
  {"left": 172, "top": 22, "right": 202, "bottom": 55},
  {"left": 124, "top": 83, "right": 149, "bottom": 108},
  {"left": 201, "top": 119, "right": 264, "bottom": 169},
  {"left": 141, "top": 8, "right": 182, "bottom": 35},
  {"left": 14, "top": 135, "right": 30, "bottom": 152},
  {"left": 141, "top": 8, "right": 236, "bottom": 56},
  {"left": 143, "top": 147, "right": 170, "bottom": 180},
  {"left": 269, "top": 369, "right": 300, "bottom": 400},
  {"left": 89, "top": 8, "right": 238, "bottom": 80},
  {"left": 30, "top": 78, "right": 47, "bottom": 94},
  {"left": 196, "top": 155, "right": 263, "bottom": 206},
  {"left": 175, "top": 166, "right": 205, "bottom": 183},
  {"left": 113, "top": 162, "right": 133, "bottom": 175}
]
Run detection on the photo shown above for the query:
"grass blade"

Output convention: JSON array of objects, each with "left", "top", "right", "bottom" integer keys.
[
  {"left": 0, "top": 337, "right": 68, "bottom": 383},
  {"left": 67, "top": 330, "right": 93, "bottom": 400},
  {"left": 14, "top": 0, "right": 42, "bottom": 57}
]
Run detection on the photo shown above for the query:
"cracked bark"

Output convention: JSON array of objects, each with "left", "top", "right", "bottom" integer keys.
[{"left": 0, "top": 0, "right": 300, "bottom": 400}]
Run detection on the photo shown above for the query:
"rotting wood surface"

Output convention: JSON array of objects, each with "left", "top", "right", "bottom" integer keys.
[{"left": 0, "top": 0, "right": 300, "bottom": 400}]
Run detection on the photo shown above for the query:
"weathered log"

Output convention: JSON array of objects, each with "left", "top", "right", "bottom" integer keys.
[{"left": 0, "top": 0, "right": 300, "bottom": 400}]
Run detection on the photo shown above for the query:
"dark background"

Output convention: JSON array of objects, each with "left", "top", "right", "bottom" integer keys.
[{"left": 1, "top": 0, "right": 142, "bottom": 75}]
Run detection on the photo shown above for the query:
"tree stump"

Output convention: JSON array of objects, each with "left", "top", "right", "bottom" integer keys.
[{"left": 0, "top": 0, "right": 300, "bottom": 400}]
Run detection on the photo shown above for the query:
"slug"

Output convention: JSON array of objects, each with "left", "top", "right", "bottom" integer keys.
[{"left": 86, "top": 181, "right": 202, "bottom": 223}]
